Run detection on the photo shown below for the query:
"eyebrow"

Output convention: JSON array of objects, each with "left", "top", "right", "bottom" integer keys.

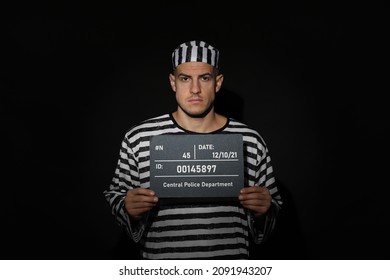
[{"left": 177, "top": 72, "right": 213, "bottom": 78}]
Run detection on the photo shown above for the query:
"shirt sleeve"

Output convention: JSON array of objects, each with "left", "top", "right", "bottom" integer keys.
[
  {"left": 248, "top": 200, "right": 281, "bottom": 244},
  {"left": 247, "top": 141, "right": 283, "bottom": 244},
  {"left": 102, "top": 135, "right": 147, "bottom": 243}
]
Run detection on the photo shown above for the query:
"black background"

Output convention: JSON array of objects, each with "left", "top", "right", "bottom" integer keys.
[{"left": 2, "top": 2, "right": 388, "bottom": 260}]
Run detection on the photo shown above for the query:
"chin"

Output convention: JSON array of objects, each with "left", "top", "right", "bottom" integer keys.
[
  {"left": 185, "top": 110, "right": 209, "bottom": 118},
  {"left": 180, "top": 103, "right": 213, "bottom": 118}
]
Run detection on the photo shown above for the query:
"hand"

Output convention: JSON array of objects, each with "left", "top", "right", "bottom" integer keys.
[
  {"left": 238, "top": 186, "right": 272, "bottom": 218},
  {"left": 124, "top": 188, "right": 158, "bottom": 220}
]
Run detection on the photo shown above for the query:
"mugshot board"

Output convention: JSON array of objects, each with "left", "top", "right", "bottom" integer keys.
[{"left": 149, "top": 134, "right": 244, "bottom": 204}]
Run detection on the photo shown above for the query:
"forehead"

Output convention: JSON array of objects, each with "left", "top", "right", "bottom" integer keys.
[{"left": 175, "top": 62, "right": 215, "bottom": 74}]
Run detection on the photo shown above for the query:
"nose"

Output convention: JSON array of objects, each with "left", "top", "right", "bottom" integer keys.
[{"left": 190, "top": 80, "right": 200, "bottom": 94}]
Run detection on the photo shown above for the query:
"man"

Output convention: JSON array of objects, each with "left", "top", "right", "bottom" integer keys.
[{"left": 103, "top": 40, "right": 282, "bottom": 259}]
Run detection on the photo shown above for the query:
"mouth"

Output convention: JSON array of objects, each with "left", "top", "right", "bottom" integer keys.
[{"left": 188, "top": 98, "right": 203, "bottom": 103}]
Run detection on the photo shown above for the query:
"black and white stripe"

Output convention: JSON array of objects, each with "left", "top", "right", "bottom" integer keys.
[
  {"left": 172, "top": 40, "right": 219, "bottom": 70},
  {"left": 103, "top": 113, "right": 282, "bottom": 259}
]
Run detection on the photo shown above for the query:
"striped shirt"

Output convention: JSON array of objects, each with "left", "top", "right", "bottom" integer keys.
[{"left": 103, "top": 113, "right": 282, "bottom": 259}]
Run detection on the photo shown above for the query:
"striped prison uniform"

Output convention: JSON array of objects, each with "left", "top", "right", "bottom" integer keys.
[{"left": 103, "top": 113, "right": 282, "bottom": 259}]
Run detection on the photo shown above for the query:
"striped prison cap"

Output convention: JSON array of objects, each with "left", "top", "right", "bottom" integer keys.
[{"left": 172, "top": 40, "right": 219, "bottom": 70}]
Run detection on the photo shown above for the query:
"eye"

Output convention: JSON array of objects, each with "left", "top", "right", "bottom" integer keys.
[
  {"left": 179, "top": 76, "right": 189, "bottom": 82},
  {"left": 201, "top": 75, "right": 211, "bottom": 81}
]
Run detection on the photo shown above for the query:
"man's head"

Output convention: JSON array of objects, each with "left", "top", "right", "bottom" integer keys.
[
  {"left": 169, "top": 40, "right": 224, "bottom": 121},
  {"left": 171, "top": 40, "right": 219, "bottom": 71}
]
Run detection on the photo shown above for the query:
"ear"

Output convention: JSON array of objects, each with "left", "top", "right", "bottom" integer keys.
[
  {"left": 169, "top": 73, "right": 176, "bottom": 92},
  {"left": 215, "top": 74, "right": 224, "bottom": 93}
]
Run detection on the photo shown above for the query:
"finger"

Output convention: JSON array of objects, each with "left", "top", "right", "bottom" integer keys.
[
  {"left": 241, "top": 198, "right": 270, "bottom": 207},
  {"left": 128, "top": 200, "right": 157, "bottom": 208},
  {"left": 239, "top": 192, "right": 271, "bottom": 207},
  {"left": 240, "top": 199, "right": 271, "bottom": 213},
  {"left": 240, "top": 185, "right": 268, "bottom": 194},
  {"left": 132, "top": 187, "right": 156, "bottom": 196},
  {"left": 239, "top": 191, "right": 263, "bottom": 201},
  {"left": 128, "top": 194, "right": 158, "bottom": 204}
]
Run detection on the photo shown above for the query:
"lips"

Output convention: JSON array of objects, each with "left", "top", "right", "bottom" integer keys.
[{"left": 188, "top": 98, "right": 203, "bottom": 103}]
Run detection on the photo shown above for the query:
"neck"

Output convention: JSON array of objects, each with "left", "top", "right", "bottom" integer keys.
[{"left": 172, "top": 110, "right": 226, "bottom": 133}]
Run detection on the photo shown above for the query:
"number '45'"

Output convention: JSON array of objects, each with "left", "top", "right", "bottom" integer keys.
[{"left": 182, "top": 152, "right": 191, "bottom": 159}]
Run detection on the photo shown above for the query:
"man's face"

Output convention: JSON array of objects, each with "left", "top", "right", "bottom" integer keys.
[{"left": 169, "top": 62, "right": 223, "bottom": 118}]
